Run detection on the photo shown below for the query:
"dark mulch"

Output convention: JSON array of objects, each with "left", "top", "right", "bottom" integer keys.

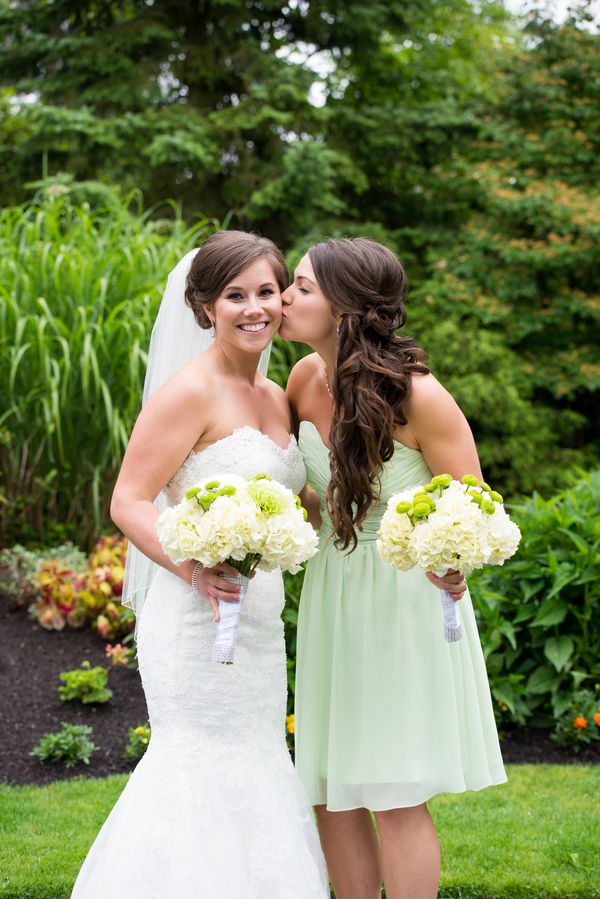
[
  {"left": 1, "top": 597, "right": 598, "bottom": 787},
  {"left": 0, "top": 597, "right": 148, "bottom": 786}
]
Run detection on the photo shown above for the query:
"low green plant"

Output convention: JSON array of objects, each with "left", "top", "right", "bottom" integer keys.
[
  {"left": 30, "top": 722, "right": 97, "bottom": 768},
  {"left": 58, "top": 661, "right": 112, "bottom": 705},
  {"left": 552, "top": 685, "right": 600, "bottom": 751},
  {"left": 471, "top": 470, "right": 600, "bottom": 725},
  {"left": 124, "top": 723, "right": 151, "bottom": 760}
]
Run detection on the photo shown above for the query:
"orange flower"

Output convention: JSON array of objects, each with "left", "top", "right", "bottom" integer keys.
[
  {"left": 573, "top": 716, "right": 587, "bottom": 730},
  {"left": 594, "top": 712, "right": 600, "bottom": 727}
]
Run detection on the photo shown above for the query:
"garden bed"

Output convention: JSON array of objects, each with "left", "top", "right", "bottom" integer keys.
[{"left": 1, "top": 597, "right": 598, "bottom": 787}]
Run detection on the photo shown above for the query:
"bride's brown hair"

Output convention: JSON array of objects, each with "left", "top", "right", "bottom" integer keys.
[
  {"left": 185, "top": 230, "right": 289, "bottom": 327},
  {"left": 309, "top": 237, "right": 429, "bottom": 552}
]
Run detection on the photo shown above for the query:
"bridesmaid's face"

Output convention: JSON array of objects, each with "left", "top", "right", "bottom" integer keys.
[
  {"left": 204, "top": 257, "right": 282, "bottom": 354},
  {"left": 280, "top": 255, "right": 337, "bottom": 345}
]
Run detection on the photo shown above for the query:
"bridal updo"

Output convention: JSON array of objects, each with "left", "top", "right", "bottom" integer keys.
[
  {"left": 308, "top": 237, "right": 430, "bottom": 552},
  {"left": 185, "top": 230, "right": 289, "bottom": 328}
]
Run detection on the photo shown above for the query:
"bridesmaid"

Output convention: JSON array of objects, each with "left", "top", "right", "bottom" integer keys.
[{"left": 280, "top": 237, "right": 506, "bottom": 899}]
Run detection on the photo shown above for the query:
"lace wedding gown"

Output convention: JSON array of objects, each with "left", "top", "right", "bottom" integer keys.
[{"left": 71, "top": 427, "right": 329, "bottom": 899}]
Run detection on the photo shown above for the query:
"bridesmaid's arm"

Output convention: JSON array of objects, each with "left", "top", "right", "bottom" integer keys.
[
  {"left": 403, "top": 373, "right": 482, "bottom": 600},
  {"left": 403, "top": 373, "right": 483, "bottom": 481}
]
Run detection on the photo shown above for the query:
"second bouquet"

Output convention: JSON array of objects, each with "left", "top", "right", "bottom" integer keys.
[{"left": 156, "top": 473, "right": 318, "bottom": 664}]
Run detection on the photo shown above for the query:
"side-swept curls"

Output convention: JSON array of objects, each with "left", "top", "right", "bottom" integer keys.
[{"left": 308, "top": 237, "right": 429, "bottom": 551}]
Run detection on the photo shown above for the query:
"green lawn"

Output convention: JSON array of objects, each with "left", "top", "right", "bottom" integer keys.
[{"left": 0, "top": 766, "right": 598, "bottom": 898}]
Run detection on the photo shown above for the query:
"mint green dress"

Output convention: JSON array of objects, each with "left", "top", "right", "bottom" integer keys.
[{"left": 295, "top": 420, "right": 506, "bottom": 812}]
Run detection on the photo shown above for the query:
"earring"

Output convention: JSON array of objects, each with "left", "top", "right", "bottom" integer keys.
[{"left": 209, "top": 322, "right": 216, "bottom": 339}]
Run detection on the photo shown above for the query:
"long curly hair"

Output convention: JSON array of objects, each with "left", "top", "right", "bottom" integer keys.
[{"left": 308, "top": 237, "right": 429, "bottom": 552}]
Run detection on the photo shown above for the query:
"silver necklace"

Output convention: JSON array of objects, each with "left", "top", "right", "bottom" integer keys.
[{"left": 324, "top": 365, "right": 334, "bottom": 400}]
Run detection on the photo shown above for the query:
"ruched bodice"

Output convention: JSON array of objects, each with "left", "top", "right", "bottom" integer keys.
[
  {"left": 72, "top": 427, "right": 329, "bottom": 898},
  {"left": 299, "top": 419, "right": 433, "bottom": 544}
]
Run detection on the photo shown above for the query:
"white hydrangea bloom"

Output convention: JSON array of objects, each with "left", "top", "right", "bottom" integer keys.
[
  {"left": 411, "top": 482, "right": 490, "bottom": 576},
  {"left": 377, "top": 490, "right": 419, "bottom": 571},
  {"left": 485, "top": 502, "right": 522, "bottom": 565}
]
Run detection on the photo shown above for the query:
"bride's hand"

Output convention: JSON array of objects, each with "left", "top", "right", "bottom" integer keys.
[
  {"left": 182, "top": 561, "right": 246, "bottom": 622},
  {"left": 425, "top": 569, "right": 466, "bottom": 601}
]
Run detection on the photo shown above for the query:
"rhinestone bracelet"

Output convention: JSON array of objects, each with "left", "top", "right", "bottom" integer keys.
[{"left": 191, "top": 560, "right": 203, "bottom": 593}]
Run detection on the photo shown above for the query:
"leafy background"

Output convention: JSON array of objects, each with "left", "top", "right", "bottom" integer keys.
[{"left": 0, "top": 0, "right": 598, "bottom": 732}]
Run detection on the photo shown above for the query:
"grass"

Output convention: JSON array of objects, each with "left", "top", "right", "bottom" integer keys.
[{"left": 0, "top": 766, "right": 598, "bottom": 898}]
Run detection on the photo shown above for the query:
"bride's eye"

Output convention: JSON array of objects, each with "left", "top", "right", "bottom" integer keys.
[
  {"left": 226, "top": 292, "right": 244, "bottom": 301},
  {"left": 259, "top": 288, "right": 275, "bottom": 297}
]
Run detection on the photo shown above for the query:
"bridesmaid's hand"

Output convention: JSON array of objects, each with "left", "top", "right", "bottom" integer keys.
[{"left": 425, "top": 569, "right": 466, "bottom": 601}]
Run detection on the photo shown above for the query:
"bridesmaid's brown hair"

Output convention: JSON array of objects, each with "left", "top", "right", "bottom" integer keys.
[{"left": 308, "top": 237, "right": 429, "bottom": 551}]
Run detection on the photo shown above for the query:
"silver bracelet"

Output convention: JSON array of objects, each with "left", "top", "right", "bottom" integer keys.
[{"left": 191, "top": 561, "right": 203, "bottom": 594}]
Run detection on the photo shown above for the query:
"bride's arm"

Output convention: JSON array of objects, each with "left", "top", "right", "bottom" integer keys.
[{"left": 110, "top": 374, "right": 241, "bottom": 615}]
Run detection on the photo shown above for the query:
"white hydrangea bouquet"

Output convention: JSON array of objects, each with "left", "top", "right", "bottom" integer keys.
[
  {"left": 377, "top": 474, "right": 521, "bottom": 643},
  {"left": 156, "top": 473, "right": 318, "bottom": 663}
]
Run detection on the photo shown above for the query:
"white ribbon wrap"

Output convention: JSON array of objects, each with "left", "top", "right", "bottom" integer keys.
[
  {"left": 440, "top": 589, "right": 464, "bottom": 643},
  {"left": 212, "top": 573, "right": 249, "bottom": 664}
]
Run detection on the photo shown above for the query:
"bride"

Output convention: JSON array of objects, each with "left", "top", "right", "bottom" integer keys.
[{"left": 71, "top": 231, "right": 329, "bottom": 898}]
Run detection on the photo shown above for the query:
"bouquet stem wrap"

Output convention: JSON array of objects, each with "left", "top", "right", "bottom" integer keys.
[
  {"left": 212, "top": 573, "right": 249, "bottom": 664},
  {"left": 440, "top": 590, "right": 464, "bottom": 643}
]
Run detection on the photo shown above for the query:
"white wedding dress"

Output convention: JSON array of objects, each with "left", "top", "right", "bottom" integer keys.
[{"left": 71, "top": 427, "right": 329, "bottom": 899}]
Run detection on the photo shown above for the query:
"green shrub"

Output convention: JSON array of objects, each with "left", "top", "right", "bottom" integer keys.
[
  {"left": 124, "top": 723, "right": 151, "bottom": 760},
  {"left": 30, "top": 722, "right": 97, "bottom": 768},
  {"left": 58, "top": 661, "right": 112, "bottom": 705},
  {"left": 471, "top": 470, "right": 600, "bottom": 727}
]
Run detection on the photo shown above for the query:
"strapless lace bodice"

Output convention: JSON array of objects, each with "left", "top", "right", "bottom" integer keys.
[{"left": 164, "top": 425, "right": 306, "bottom": 506}]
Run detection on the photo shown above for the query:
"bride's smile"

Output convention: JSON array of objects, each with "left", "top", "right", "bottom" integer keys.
[{"left": 205, "top": 256, "right": 282, "bottom": 352}]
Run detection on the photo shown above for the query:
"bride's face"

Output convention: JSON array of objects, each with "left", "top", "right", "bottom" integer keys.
[
  {"left": 280, "top": 254, "right": 337, "bottom": 345},
  {"left": 205, "top": 257, "right": 282, "bottom": 353}
]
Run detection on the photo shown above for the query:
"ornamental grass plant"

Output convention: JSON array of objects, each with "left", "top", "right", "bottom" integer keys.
[{"left": 0, "top": 193, "right": 215, "bottom": 547}]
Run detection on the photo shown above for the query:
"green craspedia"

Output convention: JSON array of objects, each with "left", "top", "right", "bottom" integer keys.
[
  {"left": 480, "top": 482, "right": 491, "bottom": 492},
  {"left": 482, "top": 500, "right": 496, "bottom": 514},
  {"left": 204, "top": 480, "right": 221, "bottom": 490},
  {"left": 198, "top": 492, "right": 218, "bottom": 510},
  {"left": 438, "top": 474, "right": 452, "bottom": 487},
  {"left": 490, "top": 490, "right": 503, "bottom": 503},
  {"left": 413, "top": 492, "right": 431, "bottom": 504},
  {"left": 469, "top": 490, "right": 484, "bottom": 505},
  {"left": 396, "top": 500, "right": 412, "bottom": 514},
  {"left": 302, "top": 507, "right": 308, "bottom": 521},
  {"left": 424, "top": 483, "right": 437, "bottom": 493},
  {"left": 294, "top": 495, "right": 302, "bottom": 509},
  {"left": 251, "top": 472, "right": 272, "bottom": 481},
  {"left": 186, "top": 487, "right": 201, "bottom": 499},
  {"left": 412, "top": 502, "right": 431, "bottom": 517},
  {"left": 461, "top": 474, "right": 478, "bottom": 487},
  {"left": 217, "top": 486, "right": 237, "bottom": 497}
]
